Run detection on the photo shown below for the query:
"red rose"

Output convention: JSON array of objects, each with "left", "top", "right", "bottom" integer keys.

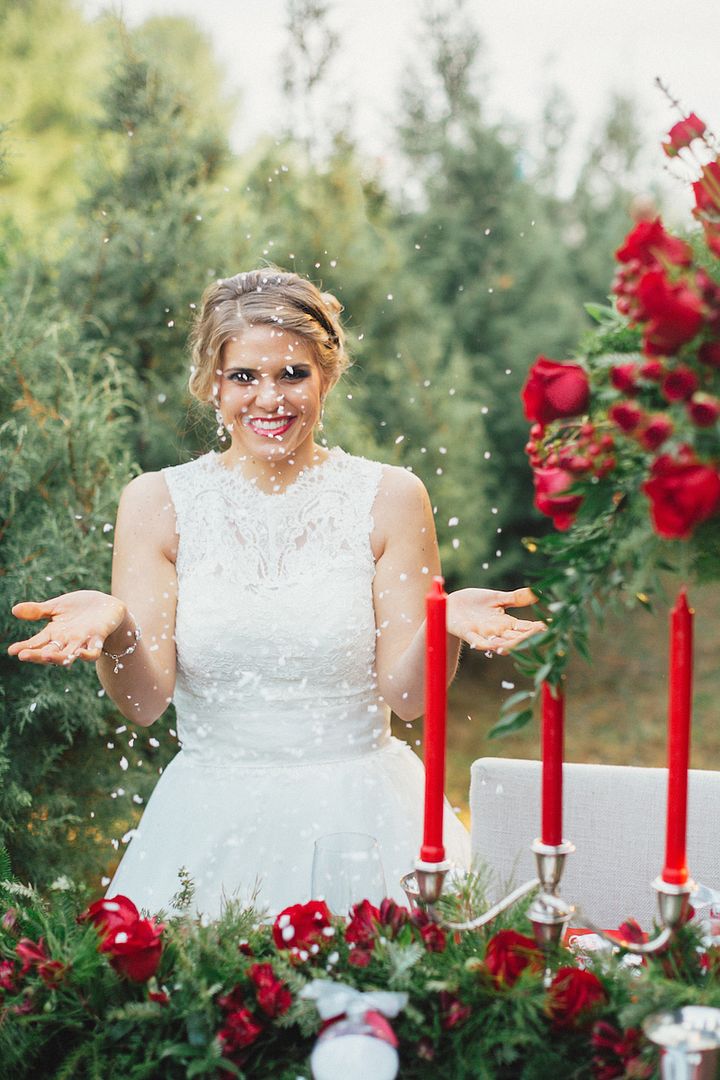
[
  {"left": 78, "top": 895, "right": 140, "bottom": 937},
  {"left": 218, "top": 985, "right": 246, "bottom": 1013},
  {"left": 16, "top": 937, "right": 50, "bottom": 977},
  {"left": 149, "top": 989, "right": 170, "bottom": 1005},
  {"left": 0, "top": 959, "right": 17, "bottom": 991},
  {"left": 218, "top": 1007, "right": 263, "bottom": 1054},
  {"left": 438, "top": 990, "right": 471, "bottom": 1030},
  {"left": 635, "top": 270, "right": 704, "bottom": 356},
  {"left": 102, "top": 916, "right": 165, "bottom": 982},
  {"left": 639, "top": 358, "right": 665, "bottom": 381},
  {"left": 642, "top": 455, "right": 720, "bottom": 539},
  {"left": 693, "top": 160, "right": 720, "bottom": 215},
  {"left": 420, "top": 922, "right": 447, "bottom": 952},
  {"left": 699, "top": 342, "right": 720, "bottom": 368},
  {"left": 547, "top": 966, "right": 606, "bottom": 1029},
  {"left": 688, "top": 395, "right": 720, "bottom": 427},
  {"left": 345, "top": 899, "right": 380, "bottom": 947},
  {"left": 378, "top": 898, "right": 410, "bottom": 937},
  {"left": 663, "top": 113, "right": 706, "bottom": 157},
  {"left": 521, "top": 357, "right": 590, "bottom": 426},
  {"left": 610, "top": 363, "right": 639, "bottom": 394},
  {"left": 661, "top": 365, "right": 699, "bottom": 402},
  {"left": 348, "top": 946, "right": 374, "bottom": 967},
  {"left": 248, "top": 963, "right": 292, "bottom": 1018},
  {"left": 533, "top": 466, "right": 583, "bottom": 531},
  {"left": 608, "top": 401, "right": 643, "bottom": 433},
  {"left": 272, "top": 900, "right": 332, "bottom": 954},
  {"left": 485, "top": 929, "right": 541, "bottom": 987},
  {"left": 615, "top": 218, "right": 692, "bottom": 266},
  {"left": 638, "top": 415, "right": 673, "bottom": 451},
  {"left": 591, "top": 1020, "right": 651, "bottom": 1080}
]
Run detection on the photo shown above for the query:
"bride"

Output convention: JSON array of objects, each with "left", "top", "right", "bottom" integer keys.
[{"left": 8, "top": 268, "right": 544, "bottom": 920}]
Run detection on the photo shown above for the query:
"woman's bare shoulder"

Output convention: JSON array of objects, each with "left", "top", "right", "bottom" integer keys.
[
  {"left": 117, "top": 472, "right": 178, "bottom": 561},
  {"left": 371, "top": 464, "right": 429, "bottom": 558},
  {"left": 376, "top": 463, "right": 428, "bottom": 505}
]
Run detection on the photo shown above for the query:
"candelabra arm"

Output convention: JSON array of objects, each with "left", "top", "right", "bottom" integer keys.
[
  {"left": 427, "top": 876, "right": 541, "bottom": 931},
  {"left": 558, "top": 900, "right": 674, "bottom": 956}
]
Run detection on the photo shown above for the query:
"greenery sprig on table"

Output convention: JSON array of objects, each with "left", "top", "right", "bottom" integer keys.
[
  {"left": 2, "top": 846, "right": 720, "bottom": 1079},
  {"left": 498, "top": 98, "right": 720, "bottom": 735}
]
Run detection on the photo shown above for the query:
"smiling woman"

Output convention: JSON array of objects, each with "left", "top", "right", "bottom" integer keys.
[{"left": 8, "top": 265, "right": 544, "bottom": 920}]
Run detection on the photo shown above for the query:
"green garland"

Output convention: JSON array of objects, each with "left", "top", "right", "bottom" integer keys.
[{"left": 2, "top": 848, "right": 719, "bottom": 1079}]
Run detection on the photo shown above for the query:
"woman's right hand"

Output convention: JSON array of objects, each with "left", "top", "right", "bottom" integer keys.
[{"left": 8, "top": 591, "right": 127, "bottom": 667}]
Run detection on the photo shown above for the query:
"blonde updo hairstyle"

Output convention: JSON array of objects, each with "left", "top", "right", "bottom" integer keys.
[{"left": 188, "top": 267, "right": 350, "bottom": 405}]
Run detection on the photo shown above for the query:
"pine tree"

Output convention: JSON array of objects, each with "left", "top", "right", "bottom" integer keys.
[
  {"left": 53, "top": 20, "right": 232, "bottom": 470},
  {"left": 395, "top": 0, "right": 587, "bottom": 585}
]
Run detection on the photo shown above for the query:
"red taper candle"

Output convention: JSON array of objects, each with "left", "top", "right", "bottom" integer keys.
[
  {"left": 541, "top": 681, "right": 564, "bottom": 846},
  {"left": 662, "top": 588, "right": 694, "bottom": 886},
  {"left": 420, "top": 576, "right": 447, "bottom": 864}
]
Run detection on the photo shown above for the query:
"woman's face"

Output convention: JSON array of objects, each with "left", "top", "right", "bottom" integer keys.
[{"left": 216, "top": 324, "right": 326, "bottom": 463}]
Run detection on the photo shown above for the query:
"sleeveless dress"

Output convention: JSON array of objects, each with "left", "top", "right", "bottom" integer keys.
[{"left": 105, "top": 447, "right": 471, "bottom": 920}]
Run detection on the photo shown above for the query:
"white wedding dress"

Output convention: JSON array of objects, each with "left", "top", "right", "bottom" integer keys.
[{"left": 105, "top": 447, "right": 470, "bottom": 919}]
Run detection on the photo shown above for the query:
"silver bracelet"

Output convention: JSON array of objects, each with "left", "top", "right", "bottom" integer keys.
[{"left": 102, "top": 623, "right": 142, "bottom": 674}]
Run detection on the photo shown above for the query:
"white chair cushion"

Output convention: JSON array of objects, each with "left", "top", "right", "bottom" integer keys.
[{"left": 470, "top": 757, "right": 720, "bottom": 929}]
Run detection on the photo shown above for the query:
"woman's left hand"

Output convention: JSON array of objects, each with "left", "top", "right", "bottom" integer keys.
[{"left": 446, "top": 587, "right": 546, "bottom": 653}]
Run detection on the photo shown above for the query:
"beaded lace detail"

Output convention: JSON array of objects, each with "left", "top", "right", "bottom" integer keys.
[{"left": 161, "top": 448, "right": 389, "bottom": 767}]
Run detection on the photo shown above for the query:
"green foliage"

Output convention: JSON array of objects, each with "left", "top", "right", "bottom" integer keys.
[
  {"left": 3, "top": 854, "right": 720, "bottom": 1077},
  {"left": 0, "top": 280, "right": 181, "bottom": 888}
]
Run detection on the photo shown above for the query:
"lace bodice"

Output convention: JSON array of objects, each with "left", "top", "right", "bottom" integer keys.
[{"left": 162, "top": 448, "right": 390, "bottom": 767}]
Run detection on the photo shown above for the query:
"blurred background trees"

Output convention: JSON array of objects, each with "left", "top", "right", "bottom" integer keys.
[{"left": 1, "top": 0, "right": 651, "bottom": 891}]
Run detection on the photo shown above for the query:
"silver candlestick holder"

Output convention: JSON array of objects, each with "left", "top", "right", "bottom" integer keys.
[
  {"left": 643, "top": 1006, "right": 720, "bottom": 1079},
  {"left": 404, "top": 838, "right": 695, "bottom": 962}
]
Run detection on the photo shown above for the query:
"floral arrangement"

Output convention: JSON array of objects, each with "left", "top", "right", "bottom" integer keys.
[
  {"left": 500, "top": 98, "right": 720, "bottom": 732},
  {"left": 1, "top": 846, "right": 720, "bottom": 1079}
]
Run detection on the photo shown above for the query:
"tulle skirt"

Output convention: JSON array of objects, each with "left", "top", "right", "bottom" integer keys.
[{"left": 105, "top": 736, "right": 471, "bottom": 920}]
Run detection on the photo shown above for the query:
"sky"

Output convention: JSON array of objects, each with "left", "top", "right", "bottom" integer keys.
[{"left": 81, "top": 0, "right": 720, "bottom": 209}]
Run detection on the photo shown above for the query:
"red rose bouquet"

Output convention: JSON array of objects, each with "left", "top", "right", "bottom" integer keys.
[{"left": 501, "top": 96, "right": 720, "bottom": 733}]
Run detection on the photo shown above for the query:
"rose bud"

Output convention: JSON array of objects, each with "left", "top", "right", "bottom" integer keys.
[
  {"left": 567, "top": 455, "right": 592, "bottom": 473},
  {"left": 638, "top": 415, "right": 674, "bottom": 451},
  {"left": 615, "top": 297, "right": 631, "bottom": 315},
  {"left": 637, "top": 270, "right": 704, "bottom": 355},
  {"left": 662, "top": 365, "right": 699, "bottom": 402},
  {"left": 595, "top": 456, "right": 616, "bottom": 478},
  {"left": 599, "top": 434, "right": 615, "bottom": 450},
  {"left": 662, "top": 113, "right": 707, "bottom": 157},
  {"left": 639, "top": 359, "right": 664, "bottom": 381},
  {"left": 610, "top": 364, "right": 638, "bottom": 394},
  {"left": 699, "top": 342, "right": 720, "bottom": 368},
  {"left": 524, "top": 441, "right": 536, "bottom": 456},
  {"left": 688, "top": 395, "right": 720, "bottom": 427},
  {"left": 693, "top": 160, "right": 720, "bottom": 216},
  {"left": 580, "top": 422, "right": 595, "bottom": 438},
  {"left": 609, "top": 401, "right": 644, "bottom": 433},
  {"left": 615, "top": 217, "right": 692, "bottom": 265},
  {"left": 521, "top": 357, "right": 590, "bottom": 426}
]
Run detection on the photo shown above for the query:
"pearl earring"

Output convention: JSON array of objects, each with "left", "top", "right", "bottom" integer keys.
[
  {"left": 317, "top": 400, "right": 325, "bottom": 431},
  {"left": 214, "top": 403, "right": 228, "bottom": 442}
]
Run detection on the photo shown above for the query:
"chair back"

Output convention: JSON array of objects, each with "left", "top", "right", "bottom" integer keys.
[{"left": 470, "top": 757, "right": 720, "bottom": 928}]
